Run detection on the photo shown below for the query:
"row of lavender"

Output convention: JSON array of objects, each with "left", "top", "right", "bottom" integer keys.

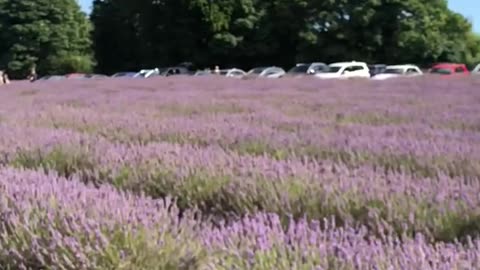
[
  {"left": 0, "top": 124, "right": 478, "bottom": 242},
  {"left": 0, "top": 77, "right": 480, "bottom": 267},
  {"left": 5, "top": 79, "right": 480, "bottom": 180},
  {"left": 1, "top": 168, "right": 479, "bottom": 269}
]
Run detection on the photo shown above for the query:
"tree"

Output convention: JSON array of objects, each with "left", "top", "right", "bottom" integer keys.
[
  {"left": 91, "top": 0, "right": 143, "bottom": 74},
  {"left": 0, "top": 0, "right": 93, "bottom": 78},
  {"left": 92, "top": 0, "right": 260, "bottom": 73}
]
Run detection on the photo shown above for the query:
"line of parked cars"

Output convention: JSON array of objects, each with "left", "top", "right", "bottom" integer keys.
[{"left": 37, "top": 62, "right": 480, "bottom": 82}]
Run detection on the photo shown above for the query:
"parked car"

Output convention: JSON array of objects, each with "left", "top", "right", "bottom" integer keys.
[
  {"left": 246, "top": 67, "right": 286, "bottom": 78},
  {"left": 156, "top": 67, "right": 191, "bottom": 77},
  {"left": 194, "top": 70, "right": 212, "bottom": 76},
  {"left": 287, "top": 62, "right": 328, "bottom": 76},
  {"left": 315, "top": 61, "right": 370, "bottom": 79},
  {"left": 135, "top": 68, "right": 160, "bottom": 78},
  {"left": 429, "top": 63, "right": 470, "bottom": 76},
  {"left": 38, "top": 75, "right": 64, "bottom": 81},
  {"left": 368, "top": 64, "right": 387, "bottom": 77},
  {"left": 472, "top": 64, "right": 480, "bottom": 74},
  {"left": 112, "top": 72, "right": 137, "bottom": 78},
  {"left": 85, "top": 74, "right": 108, "bottom": 79},
  {"left": 219, "top": 68, "right": 246, "bottom": 78},
  {"left": 371, "top": 64, "right": 423, "bottom": 80}
]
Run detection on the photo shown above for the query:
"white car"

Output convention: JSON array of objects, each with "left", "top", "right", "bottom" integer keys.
[
  {"left": 220, "top": 68, "right": 247, "bottom": 78},
  {"left": 247, "top": 67, "right": 286, "bottom": 78},
  {"left": 473, "top": 64, "right": 480, "bottom": 74},
  {"left": 371, "top": 65, "right": 423, "bottom": 80},
  {"left": 315, "top": 61, "right": 370, "bottom": 79},
  {"left": 134, "top": 68, "right": 160, "bottom": 78}
]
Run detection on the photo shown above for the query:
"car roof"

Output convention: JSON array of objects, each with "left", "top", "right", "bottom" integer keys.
[
  {"left": 221, "top": 68, "right": 243, "bottom": 71},
  {"left": 386, "top": 65, "right": 419, "bottom": 69},
  {"left": 297, "top": 62, "right": 326, "bottom": 66},
  {"left": 433, "top": 63, "right": 466, "bottom": 68},
  {"left": 329, "top": 61, "right": 367, "bottom": 67}
]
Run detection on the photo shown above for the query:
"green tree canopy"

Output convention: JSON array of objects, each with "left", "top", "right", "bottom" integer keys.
[{"left": 0, "top": 0, "right": 93, "bottom": 78}]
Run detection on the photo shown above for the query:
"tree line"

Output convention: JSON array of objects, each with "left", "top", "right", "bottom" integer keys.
[{"left": 0, "top": 0, "right": 479, "bottom": 77}]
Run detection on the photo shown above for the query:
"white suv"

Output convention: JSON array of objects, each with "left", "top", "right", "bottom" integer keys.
[{"left": 315, "top": 61, "right": 370, "bottom": 79}]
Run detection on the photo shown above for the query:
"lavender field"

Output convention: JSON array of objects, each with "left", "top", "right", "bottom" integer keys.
[{"left": 1, "top": 76, "right": 480, "bottom": 269}]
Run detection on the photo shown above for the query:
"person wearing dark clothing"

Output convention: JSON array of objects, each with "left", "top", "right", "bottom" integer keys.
[{"left": 0, "top": 70, "right": 9, "bottom": 85}]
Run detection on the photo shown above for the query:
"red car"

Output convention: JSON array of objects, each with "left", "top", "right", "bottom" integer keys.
[{"left": 429, "top": 63, "right": 470, "bottom": 76}]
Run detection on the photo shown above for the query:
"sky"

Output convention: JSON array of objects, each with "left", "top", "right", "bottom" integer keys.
[
  {"left": 78, "top": 0, "right": 480, "bottom": 32},
  {"left": 449, "top": 0, "right": 480, "bottom": 32}
]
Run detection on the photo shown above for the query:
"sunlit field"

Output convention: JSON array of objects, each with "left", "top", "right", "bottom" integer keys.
[{"left": 1, "top": 76, "right": 480, "bottom": 269}]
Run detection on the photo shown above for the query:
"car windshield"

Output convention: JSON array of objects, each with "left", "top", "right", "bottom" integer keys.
[
  {"left": 326, "top": 66, "right": 342, "bottom": 73},
  {"left": 220, "top": 70, "right": 229, "bottom": 75},
  {"left": 249, "top": 67, "right": 267, "bottom": 74},
  {"left": 288, "top": 64, "right": 309, "bottom": 73},
  {"left": 430, "top": 68, "right": 452, "bottom": 75},
  {"left": 383, "top": 68, "right": 404, "bottom": 74},
  {"left": 158, "top": 68, "right": 171, "bottom": 75}
]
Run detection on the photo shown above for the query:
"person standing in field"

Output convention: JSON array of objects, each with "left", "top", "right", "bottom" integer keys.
[
  {"left": 2, "top": 71, "right": 10, "bottom": 84},
  {"left": 0, "top": 70, "right": 8, "bottom": 85},
  {"left": 27, "top": 65, "right": 37, "bottom": 82}
]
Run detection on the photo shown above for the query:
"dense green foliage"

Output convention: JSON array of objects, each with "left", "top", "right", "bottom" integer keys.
[
  {"left": 91, "top": 0, "right": 480, "bottom": 74},
  {"left": 0, "top": 0, "right": 93, "bottom": 78}
]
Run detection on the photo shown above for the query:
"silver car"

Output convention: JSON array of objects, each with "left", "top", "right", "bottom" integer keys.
[{"left": 246, "top": 66, "right": 286, "bottom": 78}]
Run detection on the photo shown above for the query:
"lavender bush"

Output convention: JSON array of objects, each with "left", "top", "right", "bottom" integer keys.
[
  {"left": 1, "top": 167, "right": 480, "bottom": 269},
  {"left": 0, "top": 76, "right": 479, "bottom": 267}
]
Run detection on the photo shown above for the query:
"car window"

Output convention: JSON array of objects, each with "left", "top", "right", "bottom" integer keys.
[
  {"left": 455, "top": 67, "right": 465, "bottom": 73},
  {"left": 431, "top": 68, "right": 451, "bottom": 75},
  {"left": 265, "top": 70, "right": 278, "bottom": 75},
  {"left": 312, "top": 65, "right": 327, "bottom": 72},
  {"left": 345, "top": 65, "right": 365, "bottom": 72},
  {"left": 384, "top": 68, "right": 404, "bottom": 74},
  {"left": 288, "top": 65, "right": 309, "bottom": 73},
  {"left": 406, "top": 68, "right": 419, "bottom": 74},
  {"left": 327, "top": 66, "right": 342, "bottom": 73}
]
